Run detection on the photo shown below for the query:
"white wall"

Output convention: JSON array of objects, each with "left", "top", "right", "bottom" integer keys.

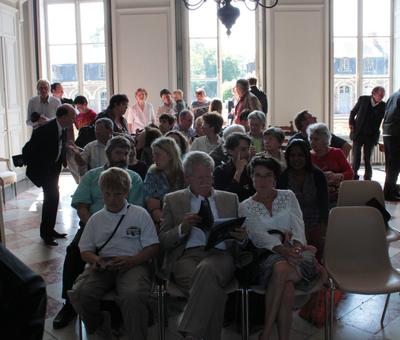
[
  {"left": 266, "top": 0, "right": 329, "bottom": 127},
  {"left": 111, "top": 0, "right": 176, "bottom": 108}
]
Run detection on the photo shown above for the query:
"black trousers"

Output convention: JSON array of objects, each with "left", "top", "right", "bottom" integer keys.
[
  {"left": 39, "top": 166, "right": 61, "bottom": 238},
  {"left": 352, "top": 135, "right": 375, "bottom": 179},
  {"left": 61, "top": 222, "right": 86, "bottom": 301},
  {"left": 383, "top": 136, "right": 400, "bottom": 195}
]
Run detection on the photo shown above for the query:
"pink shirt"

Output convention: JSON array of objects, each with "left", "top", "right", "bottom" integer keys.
[{"left": 311, "top": 147, "right": 353, "bottom": 180}]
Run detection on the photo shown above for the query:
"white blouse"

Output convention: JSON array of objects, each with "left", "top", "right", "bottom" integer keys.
[
  {"left": 239, "top": 190, "right": 306, "bottom": 251},
  {"left": 125, "top": 102, "right": 156, "bottom": 132}
]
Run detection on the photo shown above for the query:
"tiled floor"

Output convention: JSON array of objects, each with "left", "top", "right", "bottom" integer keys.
[{"left": 3, "top": 169, "right": 400, "bottom": 340}]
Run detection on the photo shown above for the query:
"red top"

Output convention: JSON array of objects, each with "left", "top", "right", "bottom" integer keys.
[
  {"left": 75, "top": 109, "right": 97, "bottom": 129},
  {"left": 311, "top": 147, "right": 353, "bottom": 180}
]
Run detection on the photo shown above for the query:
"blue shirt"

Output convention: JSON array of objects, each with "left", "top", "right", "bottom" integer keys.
[
  {"left": 143, "top": 168, "right": 170, "bottom": 201},
  {"left": 71, "top": 166, "right": 144, "bottom": 214}
]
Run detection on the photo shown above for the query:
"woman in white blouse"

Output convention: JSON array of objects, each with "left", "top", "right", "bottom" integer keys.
[
  {"left": 239, "top": 156, "right": 318, "bottom": 340},
  {"left": 126, "top": 88, "right": 156, "bottom": 133}
]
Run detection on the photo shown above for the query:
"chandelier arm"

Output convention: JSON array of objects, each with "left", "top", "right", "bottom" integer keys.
[
  {"left": 246, "top": 0, "right": 279, "bottom": 9},
  {"left": 182, "top": 0, "right": 208, "bottom": 10}
]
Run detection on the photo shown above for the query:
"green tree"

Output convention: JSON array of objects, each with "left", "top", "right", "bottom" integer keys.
[{"left": 222, "top": 56, "right": 241, "bottom": 82}]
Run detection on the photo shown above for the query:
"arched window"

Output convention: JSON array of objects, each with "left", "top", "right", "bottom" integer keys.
[
  {"left": 333, "top": 0, "right": 391, "bottom": 135},
  {"left": 188, "top": 2, "right": 257, "bottom": 116},
  {"left": 40, "top": 0, "right": 108, "bottom": 113}
]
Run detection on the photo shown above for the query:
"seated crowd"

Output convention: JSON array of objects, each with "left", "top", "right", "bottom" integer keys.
[{"left": 33, "top": 79, "right": 355, "bottom": 340}]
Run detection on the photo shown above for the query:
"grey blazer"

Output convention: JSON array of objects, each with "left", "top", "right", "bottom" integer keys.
[{"left": 159, "top": 188, "right": 239, "bottom": 277}]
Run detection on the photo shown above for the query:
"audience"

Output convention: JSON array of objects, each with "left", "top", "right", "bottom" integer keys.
[
  {"left": 248, "top": 110, "right": 266, "bottom": 153},
  {"left": 128, "top": 139, "right": 148, "bottom": 180},
  {"left": 260, "top": 127, "right": 286, "bottom": 170},
  {"left": 239, "top": 156, "right": 318, "bottom": 340},
  {"left": 210, "top": 124, "right": 246, "bottom": 167},
  {"left": 159, "top": 113, "right": 176, "bottom": 135},
  {"left": 166, "top": 130, "right": 189, "bottom": 156},
  {"left": 135, "top": 127, "right": 162, "bottom": 166},
  {"left": 27, "top": 79, "right": 61, "bottom": 127},
  {"left": 69, "top": 117, "right": 113, "bottom": 176},
  {"left": 126, "top": 87, "right": 156, "bottom": 133},
  {"left": 173, "top": 89, "right": 188, "bottom": 115},
  {"left": 191, "top": 88, "right": 210, "bottom": 119},
  {"left": 97, "top": 94, "right": 129, "bottom": 134},
  {"left": 156, "top": 88, "right": 176, "bottom": 118},
  {"left": 234, "top": 79, "right": 262, "bottom": 124},
  {"left": 277, "top": 139, "right": 329, "bottom": 259},
  {"left": 191, "top": 112, "right": 223, "bottom": 154},
  {"left": 144, "top": 137, "right": 185, "bottom": 229},
  {"left": 308, "top": 123, "right": 353, "bottom": 203},
  {"left": 53, "top": 136, "right": 144, "bottom": 330},
  {"left": 209, "top": 98, "right": 223, "bottom": 114},
  {"left": 73, "top": 95, "right": 97, "bottom": 130},
  {"left": 174, "top": 109, "right": 196, "bottom": 141},
  {"left": 194, "top": 115, "right": 205, "bottom": 138},
  {"left": 159, "top": 151, "right": 245, "bottom": 340},
  {"left": 290, "top": 110, "right": 352, "bottom": 157},
  {"left": 214, "top": 132, "right": 255, "bottom": 201},
  {"left": 70, "top": 167, "right": 158, "bottom": 340}
]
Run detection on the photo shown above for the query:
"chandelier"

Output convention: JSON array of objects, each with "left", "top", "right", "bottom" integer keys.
[{"left": 182, "top": 0, "right": 279, "bottom": 35}]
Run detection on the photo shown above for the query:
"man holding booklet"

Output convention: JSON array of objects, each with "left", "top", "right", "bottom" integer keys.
[{"left": 159, "top": 151, "right": 246, "bottom": 340}]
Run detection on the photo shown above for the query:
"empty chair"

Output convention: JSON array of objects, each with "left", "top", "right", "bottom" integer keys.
[
  {"left": 337, "top": 180, "right": 400, "bottom": 243},
  {"left": 324, "top": 206, "right": 400, "bottom": 340}
]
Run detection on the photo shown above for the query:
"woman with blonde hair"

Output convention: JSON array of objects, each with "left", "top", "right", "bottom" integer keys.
[
  {"left": 126, "top": 88, "right": 156, "bottom": 133},
  {"left": 144, "top": 137, "right": 185, "bottom": 228}
]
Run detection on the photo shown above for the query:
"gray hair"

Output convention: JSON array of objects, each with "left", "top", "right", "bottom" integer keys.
[
  {"left": 105, "top": 136, "right": 131, "bottom": 160},
  {"left": 248, "top": 110, "right": 266, "bottom": 124},
  {"left": 182, "top": 151, "right": 215, "bottom": 175},
  {"left": 222, "top": 124, "right": 245, "bottom": 140},
  {"left": 36, "top": 79, "right": 50, "bottom": 91},
  {"left": 307, "top": 122, "right": 331, "bottom": 146},
  {"left": 95, "top": 117, "right": 114, "bottom": 131}
]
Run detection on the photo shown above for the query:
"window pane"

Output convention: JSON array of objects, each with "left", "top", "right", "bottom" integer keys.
[
  {"left": 49, "top": 45, "right": 77, "bottom": 82},
  {"left": 334, "top": 0, "right": 357, "bottom": 36},
  {"left": 83, "top": 84, "right": 107, "bottom": 113},
  {"left": 189, "top": 2, "right": 217, "bottom": 38},
  {"left": 362, "top": 38, "right": 389, "bottom": 76},
  {"left": 80, "top": 2, "right": 105, "bottom": 44},
  {"left": 82, "top": 44, "right": 106, "bottom": 81},
  {"left": 363, "top": 0, "right": 390, "bottom": 36},
  {"left": 333, "top": 78, "right": 357, "bottom": 115},
  {"left": 333, "top": 38, "right": 357, "bottom": 75},
  {"left": 190, "top": 39, "right": 218, "bottom": 80},
  {"left": 47, "top": 4, "right": 76, "bottom": 44},
  {"left": 362, "top": 78, "right": 389, "bottom": 97}
]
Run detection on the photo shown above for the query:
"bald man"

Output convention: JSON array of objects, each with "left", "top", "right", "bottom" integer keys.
[{"left": 23, "top": 104, "right": 76, "bottom": 245}]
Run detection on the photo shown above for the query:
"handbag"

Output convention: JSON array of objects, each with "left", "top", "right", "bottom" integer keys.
[{"left": 95, "top": 205, "right": 130, "bottom": 256}]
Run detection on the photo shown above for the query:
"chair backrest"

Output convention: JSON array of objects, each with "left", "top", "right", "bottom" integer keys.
[
  {"left": 337, "top": 180, "right": 384, "bottom": 207},
  {"left": 324, "top": 206, "right": 391, "bottom": 277}
]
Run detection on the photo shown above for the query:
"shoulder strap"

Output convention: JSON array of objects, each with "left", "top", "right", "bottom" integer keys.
[{"left": 96, "top": 205, "right": 130, "bottom": 255}]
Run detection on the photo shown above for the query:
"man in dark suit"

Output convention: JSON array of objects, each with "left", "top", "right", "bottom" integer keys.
[
  {"left": 349, "top": 86, "right": 386, "bottom": 180},
  {"left": 249, "top": 77, "right": 268, "bottom": 114},
  {"left": 23, "top": 104, "right": 76, "bottom": 245},
  {"left": 382, "top": 88, "right": 400, "bottom": 201}
]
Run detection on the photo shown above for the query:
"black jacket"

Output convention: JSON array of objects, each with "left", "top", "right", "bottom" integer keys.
[
  {"left": 383, "top": 90, "right": 400, "bottom": 137},
  {"left": 250, "top": 85, "right": 268, "bottom": 114}
]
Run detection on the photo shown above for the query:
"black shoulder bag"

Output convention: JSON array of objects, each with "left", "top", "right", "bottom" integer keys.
[{"left": 95, "top": 205, "right": 130, "bottom": 255}]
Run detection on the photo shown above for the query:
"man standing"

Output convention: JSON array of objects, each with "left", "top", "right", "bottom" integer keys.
[
  {"left": 382, "top": 89, "right": 400, "bottom": 201},
  {"left": 234, "top": 79, "right": 261, "bottom": 124},
  {"left": 248, "top": 77, "right": 268, "bottom": 115},
  {"left": 27, "top": 79, "right": 61, "bottom": 128},
  {"left": 53, "top": 136, "right": 144, "bottom": 329},
  {"left": 22, "top": 104, "right": 76, "bottom": 246},
  {"left": 349, "top": 86, "right": 386, "bottom": 180}
]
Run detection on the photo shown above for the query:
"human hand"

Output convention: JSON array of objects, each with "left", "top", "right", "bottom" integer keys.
[
  {"left": 181, "top": 213, "right": 202, "bottom": 235},
  {"left": 93, "top": 256, "right": 108, "bottom": 271},
  {"left": 37, "top": 115, "right": 49, "bottom": 126},
  {"left": 274, "top": 244, "right": 302, "bottom": 266},
  {"left": 107, "top": 256, "right": 135, "bottom": 270},
  {"left": 229, "top": 227, "right": 247, "bottom": 241}
]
